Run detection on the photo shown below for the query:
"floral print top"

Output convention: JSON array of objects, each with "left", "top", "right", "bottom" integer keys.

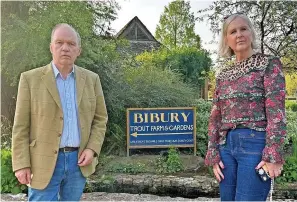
[{"left": 205, "top": 53, "right": 286, "bottom": 165}]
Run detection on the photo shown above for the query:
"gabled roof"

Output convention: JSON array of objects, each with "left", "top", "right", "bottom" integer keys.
[{"left": 115, "top": 16, "right": 160, "bottom": 43}]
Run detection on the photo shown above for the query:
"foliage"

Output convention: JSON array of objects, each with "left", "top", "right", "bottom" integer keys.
[
  {"left": 207, "top": 70, "right": 216, "bottom": 99},
  {"left": 106, "top": 163, "right": 147, "bottom": 174},
  {"left": 1, "top": 150, "right": 27, "bottom": 194},
  {"left": 155, "top": 0, "right": 201, "bottom": 49},
  {"left": 276, "top": 156, "right": 297, "bottom": 184},
  {"left": 155, "top": 147, "right": 184, "bottom": 174},
  {"left": 85, "top": 174, "right": 115, "bottom": 192},
  {"left": 280, "top": 109, "right": 297, "bottom": 184},
  {"left": 285, "top": 73, "right": 297, "bottom": 96},
  {"left": 197, "top": 1, "right": 297, "bottom": 72},
  {"left": 1, "top": 1, "right": 120, "bottom": 86},
  {"left": 100, "top": 58, "right": 196, "bottom": 156},
  {"left": 285, "top": 111, "right": 297, "bottom": 151},
  {"left": 1, "top": 115, "right": 13, "bottom": 150},
  {"left": 195, "top": 99, "right": 212, "bottom": 157},
  {"left": 136, "top": 47, "right": 212, "bottom": 88},
  {"left": 285, "top": 101, "right": 297, "bottom": 112},
  {"left": 122, "top": 65, "right": 195, "bottom": 107}
]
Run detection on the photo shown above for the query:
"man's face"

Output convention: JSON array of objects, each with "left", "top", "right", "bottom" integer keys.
[{"left": 50, "top": 26, "right": 81, "bottom": 67}]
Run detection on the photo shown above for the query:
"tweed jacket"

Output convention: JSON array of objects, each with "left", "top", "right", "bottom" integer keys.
[{"left": 12, "top": 64, "right": 108, "bottom": 189}]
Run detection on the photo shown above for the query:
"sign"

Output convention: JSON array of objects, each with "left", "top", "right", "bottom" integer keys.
[{"left": 126, "top": 107, "right": 196, "bottom": 156}]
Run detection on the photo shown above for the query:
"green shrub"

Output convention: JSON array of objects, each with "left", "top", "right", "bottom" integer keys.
[
  {"left": 285, "top": 100, "right": 297, "bottom": 112},
  {"left": 1, "top": 115, "right": 12, "bottom": 150},
  {"left": 101, "top": 65, "right": 196, "bottom": 156},
  {"left": 276, "top": 156, "right": 297, "bottom": 184},
  {"left": 1, "top": 149, "right": 27, "bottom": 194},
  {"left": 85, "top": 175, "right": 115, "bottom": 192},
  {"left": 284, "top": 111, "right": 297, "bottom": 154},
  {"left": 155, "top": 147, "right": 184, "bottom": 174},
  {"left": 106, "top": 163, "right": 147, "bottom": 174},
  {"left": 277, "top": 110, "right": 297, "bottom": 184},
  {"left": 195, "top": 99, "right": 212, "bottom": 157}
]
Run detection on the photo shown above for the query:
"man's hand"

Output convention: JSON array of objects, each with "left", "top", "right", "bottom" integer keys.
[
  {"left": 78, "top": 148, "right": 95, "bottom": 167},
  {"left": 15, "top": 168, "right": 31, "bottom": 184}
]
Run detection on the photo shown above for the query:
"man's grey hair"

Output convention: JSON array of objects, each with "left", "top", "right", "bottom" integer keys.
[
  {"left": 218, "top": 14, "right": 258, "bottom": 58},
  {"left": 51, "top": 23, "right": 81, "bottom": 47}
]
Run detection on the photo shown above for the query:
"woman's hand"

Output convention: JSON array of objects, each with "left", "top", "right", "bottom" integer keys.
[
  {"left": 213, "top": 161, "right": 225, "bottom": 182},
  {"left": 256, "top": 161, "right": 283, "bottom": 178}
]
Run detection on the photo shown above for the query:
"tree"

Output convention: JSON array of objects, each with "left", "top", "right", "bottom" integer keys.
[
  {"left": 155, "top": 0, "right": 201, "bottom": 49},
  {"left": 197, "top": 0, "right": 297, "bottom": 71},
  {"left": 1, "top": 1, "right": 120, "bottom": 85},
  {"left": 136, "top": 47, "right": 212, "bottom": 97}
]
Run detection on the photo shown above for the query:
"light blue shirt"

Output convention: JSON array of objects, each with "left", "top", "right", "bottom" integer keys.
[{"left": 52, "top": 63, "right": 80, "bottom": 148}]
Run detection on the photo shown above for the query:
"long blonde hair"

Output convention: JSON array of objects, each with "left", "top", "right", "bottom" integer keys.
[{"left": 219, "top": 14, "right": 257, "bottom": 58}]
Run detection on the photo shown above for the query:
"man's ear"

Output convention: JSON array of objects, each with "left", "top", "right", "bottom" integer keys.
[
  {"left": 50, "top": 43, "right": 53, "bottom": 54},
  {"left": 77, "top": 47, "right": 81, "bottom": 56}
]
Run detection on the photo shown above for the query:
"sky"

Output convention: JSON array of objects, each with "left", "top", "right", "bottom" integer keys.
[{"left": 111, "top": 0, "right": 218, "bottom": 57}]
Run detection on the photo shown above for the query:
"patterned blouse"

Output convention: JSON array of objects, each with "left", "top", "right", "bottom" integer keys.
[{"left": 205, "top": 53, "right": 286, "bottom": 165}]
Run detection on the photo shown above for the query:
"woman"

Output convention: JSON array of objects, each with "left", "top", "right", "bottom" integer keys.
[{"left": 205, "top": 13, "right": 286, "bottom": 201}]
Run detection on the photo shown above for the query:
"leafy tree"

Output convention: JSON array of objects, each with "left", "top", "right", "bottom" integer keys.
[
  {"left": 197, "top": 0, "right": 297, "bottom": 71},
  {"left": 136, "top": 47, "right": 212, "bottom": 90},
  {"left": 155, "top": 0, "right": 201, "bottom": 49},
  {"left": 1, "top": 1, "right": 120, "bottom": 85}
]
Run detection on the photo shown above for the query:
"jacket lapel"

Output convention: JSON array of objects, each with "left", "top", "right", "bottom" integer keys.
[
  {"left": 75, "top": 65, "right": 86, "bottom": 106},
  {"left": 41, "top": 64, "right": 62, "bottom": 110}
]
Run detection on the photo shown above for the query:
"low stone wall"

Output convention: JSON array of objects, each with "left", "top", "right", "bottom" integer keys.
[{"left": 87, "top": 174, "right": 297, "bottom": 199}]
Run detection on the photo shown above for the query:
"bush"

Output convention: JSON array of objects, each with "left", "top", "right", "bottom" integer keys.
[
  {"left": 195, "top": 99, "right": 212, "bottom": 157},
  {"left": 155, "top": 147, "right": 184, "bottom": 174},
  {"left": 284, "top": 111, "right": 297, "bottom": 154},
  {"left": 277, "top": 110, "right": 297, "bottom": 184},
  {"left": 1, "top": 149, "right": 27, "bottom": 194},
  {"left": 1, "top": 115, "right": 12, "bottom": 150},
  {"left": 101, "top": 65, "right": 196, "bottom": 156},
  {"left": 285, "top": 100, "right": 297, "bottom": 112},
  {"left": 276, "top": 156, "right": 297, "bottom": 184}
]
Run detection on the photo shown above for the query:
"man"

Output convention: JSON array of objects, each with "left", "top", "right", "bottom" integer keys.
[{"left": 12, "top": 23, "right": 108, "bottom": 201}]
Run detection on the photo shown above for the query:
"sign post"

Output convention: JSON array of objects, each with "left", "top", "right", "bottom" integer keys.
[{"left": 126, "top": 107, "right": 196, "bottom": 156}]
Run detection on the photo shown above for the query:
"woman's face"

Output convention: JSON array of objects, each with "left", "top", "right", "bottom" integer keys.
[{"left": 225, "top": 17, "right": 253, "bottom": 54}]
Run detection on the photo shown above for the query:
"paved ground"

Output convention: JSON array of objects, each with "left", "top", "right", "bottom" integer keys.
[
  {"left": 2, "top": 192, "right": 297, "bottom": 201},
  {"left": 1, "top": 192, "right": 218, "bottom": 201}
]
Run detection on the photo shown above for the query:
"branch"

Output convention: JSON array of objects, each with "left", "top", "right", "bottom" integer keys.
[
  {"left": 260, "top": 2, "right": 272, "bottom": 53},
  {"left": 276, "top": 21, "right": 295, "bottom": 52}
]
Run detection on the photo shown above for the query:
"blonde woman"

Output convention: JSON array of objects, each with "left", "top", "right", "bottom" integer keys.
[{"left": 205, "top": 14, "right": 286, "bottom": 201}]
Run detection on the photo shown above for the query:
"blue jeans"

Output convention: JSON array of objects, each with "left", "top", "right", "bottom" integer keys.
[
  {"left": 28, "top": 150, "right": 86, "bottom": 201},
  {"left": 219, "top": 128, "right": 271, "bottom": 201}
]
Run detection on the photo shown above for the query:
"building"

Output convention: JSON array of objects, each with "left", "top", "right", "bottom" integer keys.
[{"left": 115, "top": 16, "right": 161, "bottom": 55}]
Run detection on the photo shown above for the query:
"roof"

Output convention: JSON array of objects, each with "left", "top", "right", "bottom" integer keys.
[
  {"left": 115, "top": 16, "right": 160, "bottom": 44},
  {"left": 115, "top": 16, "right": 161, "bottom": 54}
]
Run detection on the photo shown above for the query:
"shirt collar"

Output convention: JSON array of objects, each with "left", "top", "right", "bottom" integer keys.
[{"left": 51, "top": 62, "right": 75, "bottom": 78}]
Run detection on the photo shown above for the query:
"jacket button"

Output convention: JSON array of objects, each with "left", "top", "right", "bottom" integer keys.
[
  {"left": 58, "top": 133, "right": 62, "bottom": 137},
  {"left": 54, "top": 150, "right": 58, "bottom": 154},
  {"left": 60, "top": 117, "right": 63, "bottom": 120}
]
